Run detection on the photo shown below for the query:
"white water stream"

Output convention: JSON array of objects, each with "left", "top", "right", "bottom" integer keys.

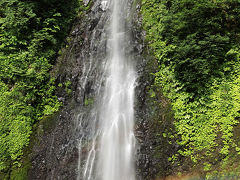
[
  {"left": 97, "top": 0, "right": 136, "bottom": 179},
  {"left": 77, "top": 0, "right": 136, "bottom": 179}
]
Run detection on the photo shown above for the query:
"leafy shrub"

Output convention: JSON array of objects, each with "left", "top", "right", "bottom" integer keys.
[
  {"left": 0, "top": 0, "right": 79, "bottom": 170},
  {"left": 142, "top": 0, "right": 240, "bottom": 171}
]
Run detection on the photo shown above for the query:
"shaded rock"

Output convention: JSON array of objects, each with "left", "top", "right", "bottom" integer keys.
[{"left": 28, "top": 0, "right": 178, "bottom": 180}]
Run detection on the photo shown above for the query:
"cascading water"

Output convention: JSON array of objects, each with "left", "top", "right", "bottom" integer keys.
[
  {"left": 27, "top": 0, "right": 145, "bottom": 179},
  {"left": 97, "top": 0, "right": 136, "bottom": 179},
  {"left": 77, "top": 0, "right": 137, "bottom": 179}
]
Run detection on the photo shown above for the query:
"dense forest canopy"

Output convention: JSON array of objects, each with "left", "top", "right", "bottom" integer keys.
[
  {"left": 142, "top": 0, "right": 240, "bottom": 175},
  {"left": 0, "top": 0, "right": 79, "bottom": 171}
]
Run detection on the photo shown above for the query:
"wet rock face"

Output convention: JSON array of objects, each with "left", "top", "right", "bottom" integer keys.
[
  {"left": 28, "top": 1, "right": 111, "bottom": 179},
  {"left": 28, "top": 0, "right": 175, "bottom": 179},
  {"left": 135, "top": 90, "right": 178, "bottom": 180},
  {"left": 133, "top": 2, "right": 179, "bottom": 179},
  {"left": 29, "top": 110, "right": 79, "bottom": 180},
  {"left": 83, "top": 0, "right": 90, "bottom": 6}
]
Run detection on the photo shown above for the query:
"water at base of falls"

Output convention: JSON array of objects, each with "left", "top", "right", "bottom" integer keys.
[{"left": 77, "top": 0, "right": 136, "bottom": 179}]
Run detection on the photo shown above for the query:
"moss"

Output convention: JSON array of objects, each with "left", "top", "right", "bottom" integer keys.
[
  {"left": 58, "top": 83, "right": 63, "bottom": 87},
  {"left": 63, "top": 80, "right": 72, "bottom": 95},
  {"left": 38, "top": 112, "right": 60, "bottom": 133},
  {"left": 9, "top": 161, "right": 31, "bottom": 180},
  {"left": 8, "top": 112, "right": 60, "bottom": 180},
  {"left": 150, "top": 89, "right": 178, "bottom": 177},
  {"left": 84, "top": 97, "right": 94, "bottom": 106},
  {"left": 77, "top": 0, "right": 93, "bottom": 17},
  {"left": 83, "top": 0, "right": 93, "bottom": 11},
  {"left": 64, "top": 81, "right": 71, "bottom": 88}
]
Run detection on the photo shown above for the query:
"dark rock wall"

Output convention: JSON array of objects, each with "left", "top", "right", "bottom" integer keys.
[
  {"left": 28, "top": 1, "right": 111, "bottom": 179},
  {"left": 28, "top": 0, "right": 177, "bottom": 180}
]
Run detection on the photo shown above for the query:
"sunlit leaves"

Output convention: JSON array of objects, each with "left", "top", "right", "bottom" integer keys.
[
  {"left": 0, "top": 0, "right": 78, "bottom": 171},
  {"left": 142, "top": 0, "right": 240, "bottom": 171}
]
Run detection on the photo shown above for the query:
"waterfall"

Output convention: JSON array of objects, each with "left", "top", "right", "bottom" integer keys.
[
  {"left": 77, "top": 0, "right": 136, "bottom": 179},
  {"left": 97, "top": 0, "right": 136, "bottom": 179}
]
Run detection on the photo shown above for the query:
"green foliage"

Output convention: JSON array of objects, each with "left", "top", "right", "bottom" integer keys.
[
  {"left": 8, "top": 156, "right": 31, "bottom": 180},
  {"left": 142, "top": 0, "right": 240, "bottom": 172},
  {"left": 64, "top": 80, "right": 72, "bottom": 95},
  {"left": 143, "top": 0, "right": 240, "bottom": 95},
  {"left": 84, "top": 97, "right": 94, "bottom": 106},
  {"left": 0, "top": 0, "right": 80, "bottom": 171}
]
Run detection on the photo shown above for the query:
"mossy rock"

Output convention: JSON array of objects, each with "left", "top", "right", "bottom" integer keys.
[{"left": 9, "top": 162, "right": 31, "bottom": 180}]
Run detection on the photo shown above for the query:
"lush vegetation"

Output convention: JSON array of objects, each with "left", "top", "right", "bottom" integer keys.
[
  {"left": 1, "top": 0, "right": 240, "bottom": 177},
  {"left": 142, "top": 0, "right": 240, "bottom": 174},
  {"left": 0, "top": 0, "right": 79, "bottom": 171}
]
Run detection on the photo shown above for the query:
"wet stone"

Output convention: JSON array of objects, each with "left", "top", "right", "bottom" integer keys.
[
  {"left": 27, "top": 0, "right": 174, "bottom": 179},
  {"left": 83, "top": 0, "right": 90, "bottom": 6}
]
